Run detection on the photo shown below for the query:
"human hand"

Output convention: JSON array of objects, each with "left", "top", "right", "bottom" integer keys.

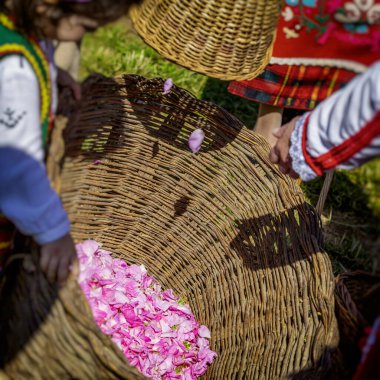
[
  {"left": 57, "top": 68, "right": 81, "bottom": 101},
  {"left": 40, "top": 233, "right": 78, "bottom": 284},
  {"left": 55, "top": 15, "right": 98, "bottom": 41},
  {"left": 36, "top": 3, "right": 98, "bottom": 41},
  {"left": 269, "top": 117, "right": 299, "bottom": 179}
]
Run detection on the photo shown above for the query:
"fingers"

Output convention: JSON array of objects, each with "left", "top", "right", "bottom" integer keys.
[
  {"left": 57, "top": 69, "right": 82, "bottom": 100},
  {"left": 46, "top": 254, "right": 59, "bottom": 283},
  {"left": 269, "top": 116, "right": 300, "bottom": 179},
  {"left": 40, "top": 251, "right": 73, "bottom": 284},
  {"left": 69, "top": 15, "right": 99, "bottom": 30},
  {"left": 70, "top": 256, "right": 80, "bottom": 279},
  {"left": 289, "top": 169, "right": 299, "bottom": 180},
  {"left": 278, "top": 161, "right": 293, "bottom": 175},
  {"left": 57, "top": 256, "right": 70, "bottom": 284},
  {"left": 269, "top": 141, "right": 291, "bottom": 166},
  {"left": 71, "top": 82, "right": 82, "bottom": 101},
  {"left": 40, "top": 245, "right": 57, "bottom": 283},
  {"left": 272, "top": 127, "right": 284, "bottom": 139},
  {"left": 39, "top": 234, "right": 77, "bottom": 284},
  {"left": 269, "top": 146, "right": 280, "bottom": 163},
  {"left": 40, "top": 247, "right": 50, "bottom": 274}
]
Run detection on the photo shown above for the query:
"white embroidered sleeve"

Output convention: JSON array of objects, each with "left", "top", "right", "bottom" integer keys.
[
  {"left": 289, "top": 113, "right": 318, "bottom": 181},
  {"left": 289, "top": 61, "right": 380, "bottom": 180}
]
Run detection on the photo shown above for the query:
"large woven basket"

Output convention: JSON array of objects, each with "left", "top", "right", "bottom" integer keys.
[
  {"left": 129, "top": 0, "right": 281, "bottom": 80},
  {"left": 54, "top": 74, "right": 338, "bottom": 379}
]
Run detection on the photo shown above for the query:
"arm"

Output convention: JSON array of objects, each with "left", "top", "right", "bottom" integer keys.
[
  {"left": 0, "top": 55, "right": 76, "bottom": 282},
  {"left": 270, "top": 61, "right": 380, "bottom": 181}
]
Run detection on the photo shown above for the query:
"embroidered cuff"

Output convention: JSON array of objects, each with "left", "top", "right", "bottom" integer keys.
[{"left": 289, "top": 113, "right": 318, "bottom": 181}]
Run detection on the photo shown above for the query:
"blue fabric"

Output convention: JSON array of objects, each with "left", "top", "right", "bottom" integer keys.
[{"left": 0, "top": 147, "right": 70, "bottom": 244}]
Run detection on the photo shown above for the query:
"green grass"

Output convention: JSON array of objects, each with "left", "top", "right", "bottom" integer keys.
[
  {"left": 302, "top": 161, "right": 380, "bottom": 273},
  {"left": 81, "top": 21, "right": 380, "bottom": 274}
]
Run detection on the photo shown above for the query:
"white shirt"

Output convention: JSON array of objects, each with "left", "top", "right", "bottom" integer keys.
[
  {"left": 0, "top": 52, "right": 69, "bottom": 245},
  {"left": 290, "top": 61, "right": 380, "bottom": 181}
]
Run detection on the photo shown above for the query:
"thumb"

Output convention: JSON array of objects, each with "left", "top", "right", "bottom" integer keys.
[
  {"left": 73, "top": 83, "right": 82, "bottom": 101},
  {"left": 69, "top": 257, "right": 80, "bottom": 280},
  {"left": 272, "top": 127, "right": 283, "bottom": 138}
]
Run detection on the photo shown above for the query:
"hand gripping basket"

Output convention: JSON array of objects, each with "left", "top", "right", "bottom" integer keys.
[
  {"left": 129, "top": 0, "right": 282, "bottom": 80},
  {"left": 0, "top": 249, "right": 144, "bottom": 379},
  {"left": 1, "top": 74, "right": 339, "bottom": 379}
]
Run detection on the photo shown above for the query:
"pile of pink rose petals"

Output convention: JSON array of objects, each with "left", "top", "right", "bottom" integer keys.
[{"left": 76, "top": 240, "right": 217, "bottom": 379}]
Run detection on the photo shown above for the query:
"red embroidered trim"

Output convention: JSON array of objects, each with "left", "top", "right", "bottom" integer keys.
[
  {"left": 302, "top": 112, "right": 380, "bottom": 174},
  {"left": 301, "top": 114, "right": 324, "bottom": 176}
]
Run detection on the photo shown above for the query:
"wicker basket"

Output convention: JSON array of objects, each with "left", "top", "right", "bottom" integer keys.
[
  {"left": 333, "top": 271, "right": 380, "bottom": 378},
  {"left": 50, "top": 74, "right": 338, "bottom": 379},
  {"left": 129, "top": 0, "right": 281, "bottom": 80},
  {"left": 0, "top": 250, "right": 144, "bottom": 379}
]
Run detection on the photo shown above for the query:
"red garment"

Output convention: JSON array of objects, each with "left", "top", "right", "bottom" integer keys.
[
  {"left": 353, "top": 316, "right": 380, "bottom": 380},
  {"left": 228, "top": 64, "right": 355, "bottom": 110},
  {"left": 228, "top": 0, "right": 380, "bottom": 110},
  {"left": 272, "top": 0, "right": 380, "bottom": 72}
]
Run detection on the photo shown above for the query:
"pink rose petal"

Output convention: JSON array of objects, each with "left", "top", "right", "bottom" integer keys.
[
  {"left": 198, "top": 325, "right": 211, "bottom": 339},
  {"left": 188, "top": 129, "right": 205, "bottom": 153},
  {"left": 163, "top": 78, "right": 173, "bottom": 95}
]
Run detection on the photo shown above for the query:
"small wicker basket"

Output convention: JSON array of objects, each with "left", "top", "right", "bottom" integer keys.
[{"left": 130, "top": 0, "right": 282, "bottom": 80}]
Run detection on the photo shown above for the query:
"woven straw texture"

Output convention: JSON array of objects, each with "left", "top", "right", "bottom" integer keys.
[
  {"left": 129, "top": 0, "right": 281, "bottom": 80},
  {"left": 0, "top": 250, "right": 144, "bottom": 379},
  {"left": 56, "top": 74, "right": 338, "bottom": 379}
]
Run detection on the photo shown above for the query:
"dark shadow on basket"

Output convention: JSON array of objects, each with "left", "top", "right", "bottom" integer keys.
[
  {"left": 0, "top": 250, "right": 59, "bottom": 367},
  {"left": 229, "top": 203, "right": 323, "bottom": 270},
  {"left": 62, "top": 73, "right": 245, "bottom": 159},
  {"left": 174, "top": 195, "right": 191, "bottom": 218},
  {"left": 63, "top": 74, "right": 128, "bottom": 160},
  {"left": 123, "top": 74, "right": 245, "bottom": 152}
]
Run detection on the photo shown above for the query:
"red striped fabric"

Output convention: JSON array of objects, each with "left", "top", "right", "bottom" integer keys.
[{"left": 228, "top": 64, "right": 356, "bottom": 110}]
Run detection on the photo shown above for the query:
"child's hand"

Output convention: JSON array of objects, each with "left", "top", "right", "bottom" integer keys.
[
  {"left": 269, "top": 117, "right": 299, "bottom": 179},
  {"left": 56, "top": 15, "right": 99, "bottom": 42},
  {"left": 40, "top": 233, "right": 78, "bottom": 284},
  {"left": 57, "top": 68, "right": 81, "bottom": 101}
]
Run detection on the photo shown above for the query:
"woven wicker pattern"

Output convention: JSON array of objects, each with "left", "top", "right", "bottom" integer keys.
[
  {"left": 129, "top": 0, "right": 281, "bottom": 80},
  {"left": 0, "top": 252, "right": 144, "bottom": 380},
  {"left": 337, "top": 271, "right": 380, "bottom": 318},
  {"left": 58, "top": 74, "right": 338, "bottom": 379},
  {"left": 334, "top": 271, "right": 380, "bottom": 378}
]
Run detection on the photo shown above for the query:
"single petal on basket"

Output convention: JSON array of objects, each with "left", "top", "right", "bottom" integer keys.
[
  {"left": 163, "top": 78, "right": 173, "bottom": 94},
  {"left": 188, "top": 129, "right": 205, "bottom": 153}
]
